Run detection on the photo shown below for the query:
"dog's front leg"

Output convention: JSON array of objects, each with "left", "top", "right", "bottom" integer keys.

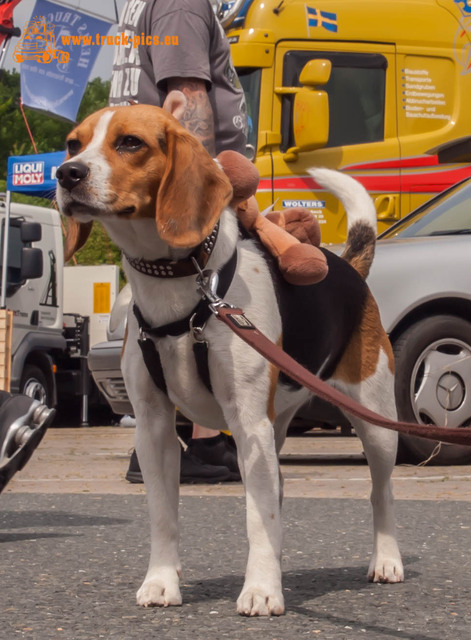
[
  {"left": 222, "top": 396, "right": 284, "bottom": 616},
  {"left": 122, "top": 345, "right": 182, "bottom": 608},
  {"left": 134, "top": 404, "right": 182, "bottom": 607},
  {"left": 236, "top": 416, "right": 284, "bottom": 616}
]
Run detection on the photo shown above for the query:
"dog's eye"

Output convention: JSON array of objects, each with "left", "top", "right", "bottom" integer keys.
[
  {"left": 117, "top": 136, "right": 144, "bottom": 152},
  {"left": 66, "top": 139, "right": 81, "bottom": 156}
]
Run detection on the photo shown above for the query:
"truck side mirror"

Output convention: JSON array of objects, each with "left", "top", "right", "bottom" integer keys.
[
  {"left": 21, "top": 222, "right": 42, "bottom": 243},
  {"left": 21, "top": 247, "right": 43, "bottom": 280},
  {"left": 283, "top": 59, "right": 331, "bottom": 162}
]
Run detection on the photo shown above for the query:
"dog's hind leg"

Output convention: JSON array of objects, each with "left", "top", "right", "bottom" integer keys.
[
  {"left": 337, "top": 349, "right": 404, "bottom": 584},
  {"left": 273, "top": 398, "right": 308, "bottom": 456},
  {"left": 351, "top": 420, "right": 403, "bottom": 583}
]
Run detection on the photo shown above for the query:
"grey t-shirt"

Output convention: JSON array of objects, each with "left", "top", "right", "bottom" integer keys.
[{"left": 109, "top": 0, "right": 248, "bottom": 155}]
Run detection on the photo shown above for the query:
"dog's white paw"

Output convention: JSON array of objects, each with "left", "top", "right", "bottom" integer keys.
[
  {"left": 368, "top": 554, "right": 404, "bottom": 583},
  {"left": 136, "top": 572, "right": 182, "bottom": 607},
  {"left": 237, "top": 587, "right": 285, "bottom": 617}
]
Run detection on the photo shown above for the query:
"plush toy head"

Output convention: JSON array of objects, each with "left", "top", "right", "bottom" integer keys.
[
  {"left": 215, "top": 149, "right": 328, "bottom": 286},
  {"left": 267, "top": 207, "right": 322, "bottom": 247}
]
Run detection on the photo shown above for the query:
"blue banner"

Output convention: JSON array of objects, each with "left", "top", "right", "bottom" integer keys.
[
  {"left": 16, "top": 0, "right": 112, "bottom": 122},
  {"left": 7, "top": 151, "right": 66, "bottom": 198}
]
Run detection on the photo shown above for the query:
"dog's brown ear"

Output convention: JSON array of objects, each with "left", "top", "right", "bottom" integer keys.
[
  {"left": 64, "top": 219, "right": 94, "bottom": 262},
  {"left": 155, "top": 123, "right": 233, "bottom": 248}
]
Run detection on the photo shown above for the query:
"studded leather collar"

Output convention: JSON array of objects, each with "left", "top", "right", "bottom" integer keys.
[{"left": 123, "top": 223, "right": 219, "bottom": 278}]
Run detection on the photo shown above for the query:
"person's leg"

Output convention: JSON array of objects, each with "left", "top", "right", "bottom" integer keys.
[
  {"left": 0, "top": 393, "right": 55, "bottom": 493},
  {"left": 126, "top": 444, "right": 233, "bottom": 484},
  {"left": 125, "top": 423, "right": 240, "bottom": 484},
  {"left": 191, "top": 423, "right": 216, "bottom": 439},
  {"left": 186, "top": 424, "right": 240, "bottom": 480}
]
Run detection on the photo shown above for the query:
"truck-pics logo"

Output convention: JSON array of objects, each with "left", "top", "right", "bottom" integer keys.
[{"left": 13, "top": 16, "right": 70, "bottom": 64}]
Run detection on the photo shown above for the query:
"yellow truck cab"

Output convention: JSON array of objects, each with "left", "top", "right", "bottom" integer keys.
[{"left": 217, "top": 0, "right": 471, "bottom": 242}]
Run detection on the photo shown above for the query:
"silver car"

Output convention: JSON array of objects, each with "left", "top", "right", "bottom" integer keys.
[
  {"left": 88, "top": 177, "right": 471, "bottom": 464},
  {"left": 368, "top": 178, "right": 471, "bottom": 464}
]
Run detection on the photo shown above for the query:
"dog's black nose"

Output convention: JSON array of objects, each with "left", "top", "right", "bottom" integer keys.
[{"left": 56, "top": 162, "right": 89, "bottom": 191}]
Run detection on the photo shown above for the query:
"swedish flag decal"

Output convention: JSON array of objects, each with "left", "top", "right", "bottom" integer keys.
[{"left": 307, "top": 6, "right": 338, "bottom": 33}]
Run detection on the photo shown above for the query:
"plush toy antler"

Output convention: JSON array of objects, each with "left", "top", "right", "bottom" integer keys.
[{"left": 217, "top": 150, "right": 328, "bottom": 286}]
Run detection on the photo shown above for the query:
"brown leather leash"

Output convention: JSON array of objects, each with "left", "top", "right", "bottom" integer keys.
[
  {"left": 215, "top": 305, "right": 471, "bottom": 447},
  {"left": 192, "top": 262, "right": 471, "bottom": 446}
]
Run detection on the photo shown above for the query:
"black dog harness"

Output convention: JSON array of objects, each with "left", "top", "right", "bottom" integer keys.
[{"left": 130, "top": 246, "right": 238, "bottom": 396}]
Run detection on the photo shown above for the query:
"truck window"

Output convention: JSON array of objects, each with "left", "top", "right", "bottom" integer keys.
[
  {"left": 237, "top": 67, "right": 261, "bottom": 151},
  {"left": 281, "top": 51, "right": 387, "bottom": 151}
]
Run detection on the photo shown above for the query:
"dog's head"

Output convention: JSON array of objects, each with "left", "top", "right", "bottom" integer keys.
[{"left": 56, "top": 96, "right": 232, "bottom": 261}]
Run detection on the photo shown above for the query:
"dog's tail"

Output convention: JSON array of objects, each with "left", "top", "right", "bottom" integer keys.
[{"left": 308, "top": 168, "right": 377, "bottom": 279}]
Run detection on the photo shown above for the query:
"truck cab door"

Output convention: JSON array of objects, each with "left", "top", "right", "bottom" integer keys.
[{"left": 269, "top": 42, "right": 400, "bottom": 243}]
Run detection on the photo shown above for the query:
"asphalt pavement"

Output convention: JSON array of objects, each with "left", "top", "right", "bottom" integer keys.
[{"left": 1, "top": 427, "right": 471, "bottom": 639}]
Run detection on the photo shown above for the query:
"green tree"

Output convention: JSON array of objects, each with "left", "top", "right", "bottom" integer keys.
[
  {"left": 77, "top": 77, "right": 111, "bottom": 121},
  {"left": 0, "top": 72, "right": 122, "bottom": 279},
  {"left": 0, "top": 71, "right": 111, "bottom": 180}
]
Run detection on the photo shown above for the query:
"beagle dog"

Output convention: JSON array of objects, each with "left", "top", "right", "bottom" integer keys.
[{"left": 56, "top": 98, "right": 403, "bottom": 617}]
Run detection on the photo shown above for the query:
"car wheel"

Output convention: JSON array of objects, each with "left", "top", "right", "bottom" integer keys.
[
  {"left": 20, "top": 365, "right": 51, "bottom": 407},
  {"left": 393, "top": 315, "right": 471, "bottom": 465}
]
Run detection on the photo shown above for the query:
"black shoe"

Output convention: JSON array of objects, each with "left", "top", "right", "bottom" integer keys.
[
  {"left": 125, "top": 449, "right": 143, "bottom": 484},
  {"left": 186, "top": 434, "right": 241, "bottom": 482},
  {"left": 180, "top": 448, "right": 232, "bottom": 484},
  {"left": 0, "top": 395, "right": 55, "bottom": 493},
  {"left": 125, "top": 447, "right": 233, "bottom": 485}
]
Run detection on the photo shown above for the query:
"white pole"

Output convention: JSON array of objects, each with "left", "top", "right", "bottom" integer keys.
[
  {"left": 0, "top": 37, "right": 11, "bottom": 71},
  {"left": 1, "top": 190, "right": 12, "bottom": 309}
]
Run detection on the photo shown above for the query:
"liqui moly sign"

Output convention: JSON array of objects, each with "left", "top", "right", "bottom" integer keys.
[
  {"left": 11, "top": 161, "right": 45, "bottom": 186},
  {"left": 7, "top": 151, "right": 66, "bottom": 197}
]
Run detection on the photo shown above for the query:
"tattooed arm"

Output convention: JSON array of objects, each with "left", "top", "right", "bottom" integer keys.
[{"left": 167, "top": 77, "right": 216, "bottom": 157}]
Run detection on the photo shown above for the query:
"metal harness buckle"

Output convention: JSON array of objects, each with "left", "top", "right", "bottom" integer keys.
[
  {"left": 191, "top": 258, "right": 235, "bottom": 317},
  {"left": 189, "top": 313, "right": 206, "bottom": 344}
]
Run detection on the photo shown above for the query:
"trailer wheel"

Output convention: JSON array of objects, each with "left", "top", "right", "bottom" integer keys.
[{"left": 20, "top": 365, "right": 51, "bottom": 406}]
